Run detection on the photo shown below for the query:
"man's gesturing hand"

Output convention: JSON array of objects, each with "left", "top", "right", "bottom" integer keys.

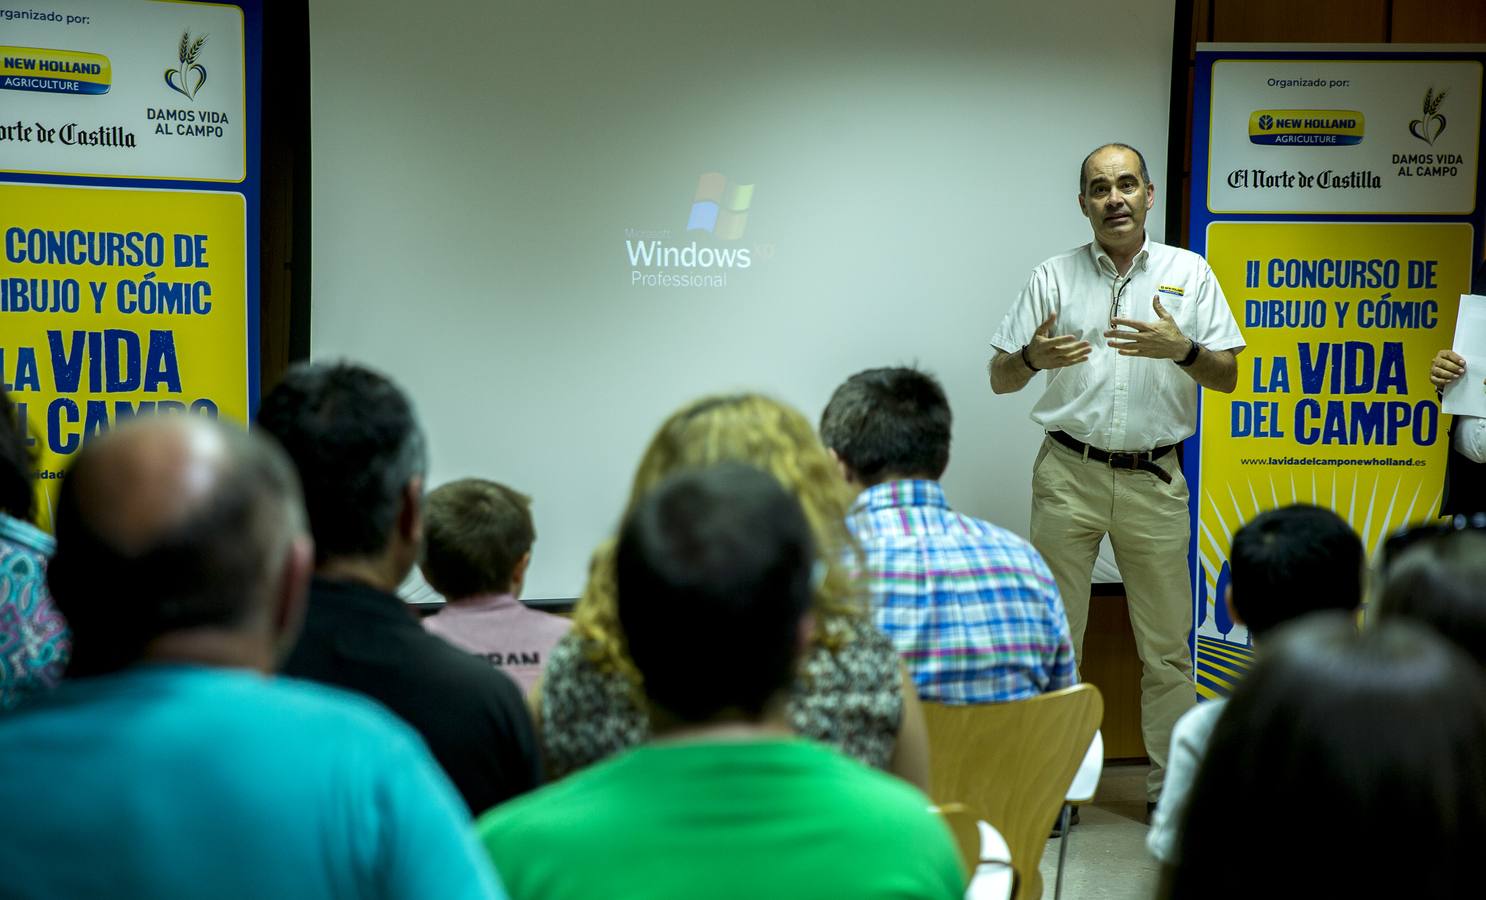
[
  {"left": 1023, "top": 312, "right": 1092, "bottom": 370},
  {"left": 1430, "top": 349, "right": 1467, "bottom": 390},
  {"left": 1105, "top": 296, "right": 1191, "bottom": 359}
]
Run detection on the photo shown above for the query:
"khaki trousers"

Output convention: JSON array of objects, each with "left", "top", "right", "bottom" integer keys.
[{"left": 1029, "top": 436, "right": 1196, "bottom": 801}]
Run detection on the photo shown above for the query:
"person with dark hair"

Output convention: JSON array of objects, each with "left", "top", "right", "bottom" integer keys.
[
  {"left": 1147, "top": 504, "right": 1363, "bottom": 867},
  {"left": 0, "top": 386, "right": 68, "bottom": 708},
  {"left": 1377, "top": 524, "right": 1486, "bottom": 665},
  {"left": 1164, "top": 616, "right": 1486, "bottom": 899},
  {"left": 258, "top": 361, "right": 540, "bottom": 816},
  {"left": 988, "top": 142, "right": 1246, "bottom": 805},
  {"left": 1224, "top": 503, "right": 1365, "bottom": 634},
  {"left": 421, "top": 478, "right": 570, "bottom": 694},
  {"left": 820, "top": 366, "right": 1075, "bottom": 704},
  {"left": 478, "top": 463, "right": 963, "bottom": 900},
  {"left": 0, "top": 416, "right": 505, "bottom": 899}
]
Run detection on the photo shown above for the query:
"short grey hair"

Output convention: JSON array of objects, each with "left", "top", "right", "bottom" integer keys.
[{"left": 1079, "top": 143, "right": 1151, "bottom": 193}]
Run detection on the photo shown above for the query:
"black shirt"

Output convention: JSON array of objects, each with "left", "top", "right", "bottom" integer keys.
[{"left": 282, "top": 576, "right": 542, "bottom": 816}]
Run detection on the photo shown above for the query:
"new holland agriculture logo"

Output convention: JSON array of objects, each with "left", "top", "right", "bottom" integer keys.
[
  {"left": 1248, "top": 109, "right": 1364, "bottom": 146},
  {"left": 164, "top": 31, "right": 208, "bottom": 101},
  {"left": 0, "top": 46, "right": 112, "bottom": 95},
  {"left": 686, "top": 172, "right": 754, "bottom": 240}
]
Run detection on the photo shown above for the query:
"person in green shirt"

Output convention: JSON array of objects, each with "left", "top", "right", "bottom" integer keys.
[{"left": 478, "top": 462, "right": 964, "bottom": 900}]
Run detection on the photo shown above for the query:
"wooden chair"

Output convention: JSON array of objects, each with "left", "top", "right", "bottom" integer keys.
[
  {"left": 1054, "top": 730, "right": 1104, "bottom": 900},
  {"left": 932, "top": 803, "right": 983, "bottom": 882},
  {"left": 922, "top": 684, "right": 1104, "bottom": 900},
  {"left": 931, "top": 803, "right": 1014, "bottom": 900}
]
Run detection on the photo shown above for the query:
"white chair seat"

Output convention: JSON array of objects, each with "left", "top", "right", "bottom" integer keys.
[
  {"left": 1066, "top": 730, "right": 1104, "bottom": 803},
  {"left": 966, "top": 820, "right": 1014, "bottom": 900}
]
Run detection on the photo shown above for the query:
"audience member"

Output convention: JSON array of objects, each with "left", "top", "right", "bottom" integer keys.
[
  {"left": 820, "top": 366, "right": 1075, "bottom": 703},
  {"left": 1377, "top": 520, "right": 1486, "bottom": 664},
  {"left": 480, "top": 463, "right": 963, "bottom": 899},
  {"left": 258, "top": 362, "right": 540, "bottom": 815},
  {"left": 1165, "top": 615, "right": 1486, "bottom": 899},
  {"left": 539, "top": 393, "right": 929, "bottom": 788},
  {"left": 0, "top": 416, "right": 504, "bottom": 899},
  {"left": 0, "top": 386, "right": 68, "bottom": 708},
  {"left": 1148, "top": 504, "right": 1362, "bottom": 867},
  {"left": 421, "top": 478, "right": 570, "bottom": 695}
]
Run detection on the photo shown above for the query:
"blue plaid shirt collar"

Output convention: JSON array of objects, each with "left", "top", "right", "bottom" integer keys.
[{"left": 851, "top": 479, "right": 950, "bottom": 516}]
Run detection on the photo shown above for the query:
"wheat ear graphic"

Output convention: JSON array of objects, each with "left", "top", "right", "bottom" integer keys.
[
  {"left": 171, "top": 31, "right": 208, "bottom": 99},
  {"left": 1423, "top": 87, "right": 1447, "bottom": 116},
  {"left": 184, "top": 33, "right": 207, "bottom": 65}
]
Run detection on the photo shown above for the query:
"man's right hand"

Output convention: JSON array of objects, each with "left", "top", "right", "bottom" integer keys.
[
  {"left": 1431, "top": 348, "right": 1467, "bottom": 390},
  {"left": 1024, "top": 312, "right": 1092, "bottom": 371}
]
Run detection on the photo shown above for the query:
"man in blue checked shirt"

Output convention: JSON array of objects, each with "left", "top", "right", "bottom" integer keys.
[{"left": 820, "top": 366, "right": 1076, "bottom": 705}]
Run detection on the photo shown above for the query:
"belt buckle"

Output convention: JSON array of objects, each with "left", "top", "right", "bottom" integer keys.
[{"left": 1107, "top": 451, "right": 1145, "bottom": 471}]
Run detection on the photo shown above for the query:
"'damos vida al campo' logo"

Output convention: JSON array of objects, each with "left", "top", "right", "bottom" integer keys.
[
  {"left": 0, "top": 46, "right": 112, "bottom": 95},
  {"left": 165, "top": 31, "right": 207, "bottom": 100},
  {"left": 625, "top": 173, "right": 762, "bottom": 289},
  {"left": 1409, "top": 87, "right": 1447, "bottom": 146},
  {"left": 1395, "top": 88, "right": 1462, "bottom": 177},
  {"left": 1248, "top": 109, "right": 1364, "bottom": 146}
]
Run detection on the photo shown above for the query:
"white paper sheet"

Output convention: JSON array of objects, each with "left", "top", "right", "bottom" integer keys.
[{"left": 1443, "top": 294, "right": 1486, "bottom": 419}]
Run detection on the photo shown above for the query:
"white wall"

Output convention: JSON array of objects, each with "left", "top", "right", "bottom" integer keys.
[{"left": 309, "top": 0, "right": 1175, "bottom": 599}]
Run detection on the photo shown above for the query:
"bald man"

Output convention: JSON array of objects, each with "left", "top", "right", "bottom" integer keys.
[
  {"left": 0, "top": 417, "right": 505, "bottom": 900},
  {"left": 989, "top": 143, "right": 1245, "bottom": 805}
]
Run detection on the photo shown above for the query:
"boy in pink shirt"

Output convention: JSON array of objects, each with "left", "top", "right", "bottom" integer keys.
[{"left": 421, "top": 479, "right": 571, "bottom": 696}]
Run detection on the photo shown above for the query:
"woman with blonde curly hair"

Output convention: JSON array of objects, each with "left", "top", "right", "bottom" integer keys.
[{"left": 537, "top": 393, "right": 929, "bottom": 788}]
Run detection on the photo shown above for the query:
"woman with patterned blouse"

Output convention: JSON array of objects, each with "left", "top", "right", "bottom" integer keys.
[
  {"left": 0, "top": 387, "right": 69, "bottom": 710},
  {"left": 536, "top": 393, "right": 929, "bottom": 789}
]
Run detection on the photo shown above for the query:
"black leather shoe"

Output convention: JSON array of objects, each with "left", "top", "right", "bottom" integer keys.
[{"left": 1049, "top": 805, "right": 1080, "bottom": 838}]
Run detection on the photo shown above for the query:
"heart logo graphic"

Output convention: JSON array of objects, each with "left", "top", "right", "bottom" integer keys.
[
  {"left": 164, "top": 64, "right": 207, "bottom": 100},
  {"left": 1409, "top": 87, "right": 1449, "bottom": 146},
  {"left": 1408, "top": 114, "right": 1446, "bottom": 146},
  {"left": 164, "top": 31, "right": 208, "bottom": 101}
]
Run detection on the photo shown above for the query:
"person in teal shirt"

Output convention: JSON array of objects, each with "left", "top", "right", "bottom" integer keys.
[
  {"left": 0, "top": 415, "right": 504, "bottom": 900},
  {"left": 479, "top": 463, "right": 963, "bottom": 900}
]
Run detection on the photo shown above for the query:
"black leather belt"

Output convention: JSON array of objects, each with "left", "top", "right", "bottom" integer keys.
[{"left": 1048, "top": 431, "right": 1176, "bottom": 485}]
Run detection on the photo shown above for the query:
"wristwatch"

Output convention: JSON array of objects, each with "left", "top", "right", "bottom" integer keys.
[
  {"left": 1020, "top": 344, "right": 1042, "bottom": 372},
  {"left": 1176, "top": 340, "right": 1201, "bottom": 367}
]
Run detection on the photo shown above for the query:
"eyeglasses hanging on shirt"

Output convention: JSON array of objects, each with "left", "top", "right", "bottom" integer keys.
[{"left": 1109, "top": 275, "right": 1131, "bottom": 325}]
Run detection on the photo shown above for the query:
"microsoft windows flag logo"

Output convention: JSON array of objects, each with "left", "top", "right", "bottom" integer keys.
[{"left": 686, "top": 172, "right": 754, "bottom": 241}]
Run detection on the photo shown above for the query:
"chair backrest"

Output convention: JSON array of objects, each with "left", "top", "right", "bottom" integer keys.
[
  {"left": 922, "top": 684, "right": 1103, "bottom": 900},
  {"left": 931, "top": 803, "right": 981, "bottom": 883}
]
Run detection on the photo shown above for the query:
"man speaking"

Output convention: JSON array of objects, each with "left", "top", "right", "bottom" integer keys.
[{"left": 987, "top": 143, "right": 1244, "bottom": 807}]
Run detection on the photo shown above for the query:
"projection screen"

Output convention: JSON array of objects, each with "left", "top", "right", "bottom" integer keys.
[{"left": 309, "top": 0, "right": 1176, "bottom": 601}]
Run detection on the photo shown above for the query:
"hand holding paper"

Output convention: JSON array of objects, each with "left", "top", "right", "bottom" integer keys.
[{"left": 1442, "top": 294, "right": 1486, "bottom": 418}]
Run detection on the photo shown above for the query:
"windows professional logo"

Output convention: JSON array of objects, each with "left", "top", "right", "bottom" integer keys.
[{"left": 686, "top": 172, "right": 754, "bottom": 241}]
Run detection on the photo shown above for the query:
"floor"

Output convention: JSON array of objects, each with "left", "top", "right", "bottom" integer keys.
[{"left": 1034, "top": 762, "right": 1158, "bottom": 900}]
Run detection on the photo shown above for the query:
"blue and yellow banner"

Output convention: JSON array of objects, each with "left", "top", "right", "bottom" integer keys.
[
  {"left": 1187, "top": 47, "right": 1485, "bottom": 697},
  {"left": 0, "top": 0, "right": 262, "bottom": 527}
]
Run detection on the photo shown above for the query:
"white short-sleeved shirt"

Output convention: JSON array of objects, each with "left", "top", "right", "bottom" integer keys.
[
  {"left": 1454, "top": 415, "right": 1486, "bottom": 464},
  {"left": 1145, "top": 697, "right": 1226, "bottom": 865},
  {"left": 991, "top": 239, "right": 1246, "bottom": 452}
]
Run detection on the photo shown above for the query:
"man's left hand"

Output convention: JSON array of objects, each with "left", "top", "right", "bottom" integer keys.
[{"left": 1105, "top": 296, "right": 1190, "bottom": 360}]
